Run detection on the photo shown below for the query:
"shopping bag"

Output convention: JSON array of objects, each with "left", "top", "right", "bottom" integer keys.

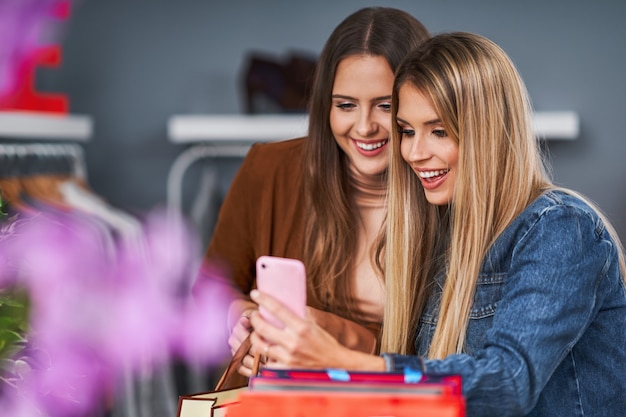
[
  {"left": 229, "top": 366, "right": 465, "bottom": 417},
  {"left": 227, "top": 390, "right": 465, "bottom": 417},
  {"left": 176, "top": 336, "right": 259, "bottom": 417}
]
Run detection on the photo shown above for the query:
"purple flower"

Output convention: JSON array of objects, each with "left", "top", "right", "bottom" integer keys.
[
  {"left": 1, "top": 1, "right": 235, "bottom": 415},
  {"left": 0, "top": 0, "right": 66, "bottom": 98},
  {"left": 0, "top": 209, "right": 234, "bottom": 416}
]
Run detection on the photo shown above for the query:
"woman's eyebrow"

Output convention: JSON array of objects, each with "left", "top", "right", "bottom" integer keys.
[
  {"left": 331, "top": 94, "right": 392, "bottom": 101},
  {"left": 331, "top": 94, "right": 354, "bottom": 100},
  {"left": 395, "top": 116, "right": 441, "bottom": 126},
  {"left": 396, "top": 116, "right": 410, "bottom": 125},
  {"left": 424, "top": 118, "right": 442, "bottom": 125}
]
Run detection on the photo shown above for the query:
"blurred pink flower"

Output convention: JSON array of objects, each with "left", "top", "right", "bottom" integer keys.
[
  {"left": 1, "top": 1, "right": 235, "bottom": 415},
  {"left": 0, "top": 0, "right": 66, "bottom": 98},
  {"left": 0, "top": 209, "right": 234, "bottom": 416}
]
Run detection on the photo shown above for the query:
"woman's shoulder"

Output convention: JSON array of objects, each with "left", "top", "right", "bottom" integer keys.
[
  {"left": 502, "top": 189, "right": 610, "bottom": 247},
  {"left": 248, "top": 137, "right": 306, "bottom": 159},
  {"left": 495, "top": 189, "right": 605, "bottom": 251},
  {"left": 529, "top": 189, "right": 602, "bottom": 222},
  {"left": 240, "top": 137, "right": 305, "bottom": 174},
  {"left": 232, "top": 137, "right": 306, "bottom": 190}
]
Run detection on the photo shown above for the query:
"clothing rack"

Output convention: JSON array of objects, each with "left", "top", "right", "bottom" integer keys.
[
  {"left": 0, "top": 142, "right": 87, "bottom": 180},
  {"left": 0, "top": 109, "right": 92, "bottom": 178},
  {"left": 167, "top": 144, "right": 250, "bottom": 215},
  {"left": 0, "top": 108, "right": 92, "bottom": 181}
]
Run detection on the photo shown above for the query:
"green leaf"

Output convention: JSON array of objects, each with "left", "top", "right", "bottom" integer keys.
[{"left": 0, "top": 288, "right": 30, "bottom": 361}]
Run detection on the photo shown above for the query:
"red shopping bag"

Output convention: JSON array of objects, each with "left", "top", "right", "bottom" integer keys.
[{"left": 226, "top": 390, "right": 465, "bottom": 417}]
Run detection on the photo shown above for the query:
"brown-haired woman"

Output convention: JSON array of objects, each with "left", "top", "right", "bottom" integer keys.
[{"left": 197, "top": 7, "right": 429, "bottom": 376}]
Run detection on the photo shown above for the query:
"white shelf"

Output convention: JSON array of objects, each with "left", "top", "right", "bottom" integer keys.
[
  {"left": 533, "top": 111, "right": 579, "bottom": 140},
  {"left": 168, "top": 114, "right": 308, "bottom": 143},
  {"left": 0, "top": 111, "right": 93, "bottom": 141},
  {"left": 168, "top": 111, "right": 579, "bottom": 144}
]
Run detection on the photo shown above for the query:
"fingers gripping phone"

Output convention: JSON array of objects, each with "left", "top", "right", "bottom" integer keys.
[{"left": 256, "top": 256, "right": 307, "bottom": 329}]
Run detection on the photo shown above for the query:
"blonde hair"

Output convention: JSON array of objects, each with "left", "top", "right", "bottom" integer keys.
[{"left": 382, "top": 32, "right": 626, "bottom": 357}]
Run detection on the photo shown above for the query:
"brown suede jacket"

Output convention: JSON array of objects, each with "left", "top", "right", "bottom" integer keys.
[{"left": 202, "top": 137, "right": 378, "bottom": 353}]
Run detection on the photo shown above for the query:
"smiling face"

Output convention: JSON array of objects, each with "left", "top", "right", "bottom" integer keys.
[
  {"left": 330, "top": 54, "right": 395, "bottom": 177},
  {"left": 397, "top": 84, "right": 459, "bottom": 206}
]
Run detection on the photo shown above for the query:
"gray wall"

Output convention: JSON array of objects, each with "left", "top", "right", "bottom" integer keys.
[{"left": 51, "top": 0, "right": 626, "bottom": 244}]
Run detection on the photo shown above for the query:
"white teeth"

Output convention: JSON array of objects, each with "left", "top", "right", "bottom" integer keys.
[
  {"left": 356, "top": 139, "right": 387, "bottom": 151},
  {"left": 418, "top": 169, "right": 449, "bottom": 178}
]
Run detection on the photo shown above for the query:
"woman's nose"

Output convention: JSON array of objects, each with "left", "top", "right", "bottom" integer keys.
[
  {"left": 355, "top": 110, "right": 377, "bottom": 137},
  {"left": 404, "top": 135, "right": 429, "bottom": 163}
]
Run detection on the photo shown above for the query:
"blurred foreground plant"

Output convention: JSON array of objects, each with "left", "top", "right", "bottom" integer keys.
[
  {"left": 0, "top": 192, "right": 30, "bottom": 366},
  {"left": 0, "top": 205, "right": 233, "bottom": 417},
  {"left": 0, "top": 288, "right": 29, "bottom": 365},
  {"left": 1, "top": 2, "right": 234, "bottom": 415}
]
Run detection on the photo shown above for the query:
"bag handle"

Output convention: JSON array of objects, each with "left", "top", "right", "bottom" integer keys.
[{"left": 215, "top": 335, "right": 261, "bottom": 390}]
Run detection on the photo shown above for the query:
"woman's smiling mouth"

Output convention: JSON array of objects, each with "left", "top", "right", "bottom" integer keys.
[
  {"left": 354, "top": 139, "right": 388, "bottom": 151},
  {"left": 418, "top": 168, "right": 450, "bottom": 180}
]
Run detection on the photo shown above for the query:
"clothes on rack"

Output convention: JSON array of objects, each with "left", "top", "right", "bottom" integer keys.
[
  {"left": 0, "top": 142, "right": 141, "bottom": 240},
  {"left": 0, "top": 173, "right": 70, "bottom": 210},
  {"left": 59, "top": 180, "right": 142, "bottom": 240}
]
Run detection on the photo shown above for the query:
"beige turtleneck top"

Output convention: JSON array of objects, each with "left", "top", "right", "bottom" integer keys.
[{"left": 349, "top": 167, "right": 386, "bottom": 325}]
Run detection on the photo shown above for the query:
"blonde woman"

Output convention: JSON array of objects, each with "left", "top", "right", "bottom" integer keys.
[{"left": 250, "top": 32, "right": 626, "bottom": 416}]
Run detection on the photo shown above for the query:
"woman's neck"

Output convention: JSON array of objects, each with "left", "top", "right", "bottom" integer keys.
[{"left": 348, "top": 167, "right": 386, "bottom": 209}]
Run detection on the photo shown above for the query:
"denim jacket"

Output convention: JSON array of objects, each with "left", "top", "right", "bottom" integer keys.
[{"left": 383, "top": 191, "right": 626, "bottom": 417}]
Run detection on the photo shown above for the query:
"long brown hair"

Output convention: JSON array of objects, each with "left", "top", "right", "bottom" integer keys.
[{"left": 303, "top": 8, "right": 429, "bottom": 324}]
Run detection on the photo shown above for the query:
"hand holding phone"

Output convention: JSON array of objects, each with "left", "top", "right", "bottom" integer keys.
[{"left": 255, "top": 256, "right": 307, "bottom": 329}]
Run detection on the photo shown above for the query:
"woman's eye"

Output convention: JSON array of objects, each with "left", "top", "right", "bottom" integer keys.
[
  {"left": 433, "top": 129, "right": 447, "bottom": 138},
  {"left": 398, "top": 128, "right": 415, "bottom": 137},
  {"left": 336, "top": 102, "right": 356, "bottom": 110}
]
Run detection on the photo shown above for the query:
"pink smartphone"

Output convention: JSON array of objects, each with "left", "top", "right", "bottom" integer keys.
[{"left": 256, "top": 256, "right": 307, "bottom": 329}]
